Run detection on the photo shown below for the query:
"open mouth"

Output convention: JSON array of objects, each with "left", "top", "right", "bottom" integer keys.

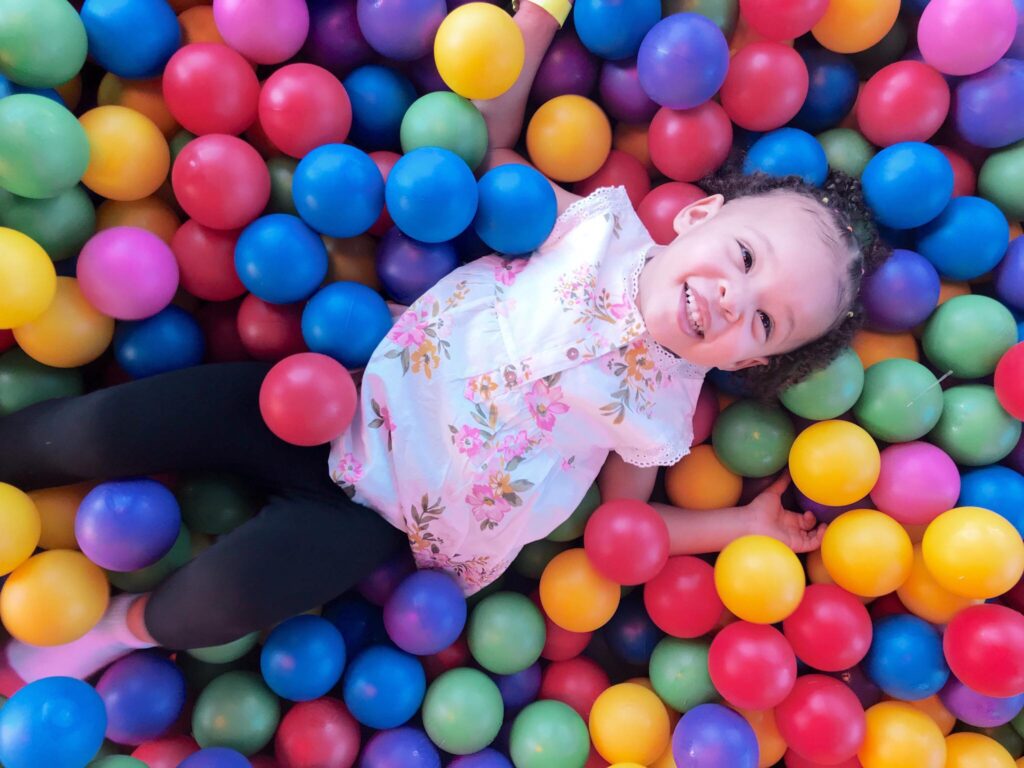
[{"left": 681, "top": 282, "right": 705, "bottom": 338}]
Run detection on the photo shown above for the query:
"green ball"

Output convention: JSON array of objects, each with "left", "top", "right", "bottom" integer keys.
[
  {"left": 192, "top": 671, "right": 280, "bottom": 756},
  {"left": 853, "top": 358, "right": 944, "bottom": 442},
  {"left": 0, "top": 0, "right": 87, "bottom": 87},
  {"left": 1012, "top": 706, "right": 1024, "bottom": 741},
  {"left": 929, "top": 384, "right": 1022, "bottom": 466},
  {"left": 108, "top": 525, "right": 192, "bottom": 592},
  {"left": 422, "top": 667, "right": 504, "bottom": 755},
  {"left": 780, "top": 347, "right": 864, "bottom": 420},
  {"left": 922, "top": 295, "right": 1017, "bottom": 379},
  {"left": 547, "top": 483, "right": 601, "bottom": 542},
  {"left": 979, "top": 139, "right": 1024, "bottom": 221},
  {"left": 170, "top": 130, "right": 197, "bottom": 163},
  {"left": 267, "top": 156, "right": 298, "bottom": 216},
  {"left": 509, "top": 700, "right": 590, "bottom": 768},
  {"left": 662, "top": 0, "right": 739, "bottom": 36},
  {"left": 400, "top": 92, "right": 489, "bottom": 171},
  {"left": 817, "top": 128, "right": 876, "bottom": 179},
  {"left": 0, "top": 185, "right": 95, "bottom": 261},
  {"left": 187, "top": 632, "right": 261, "bottom": 665},
  {"left": 649, "top": 637, "right": 717, "bottom": 713},
  {"left": 467, "top": 592, "right": 546, "bottom": 675},
  {"left": 177, "top": 472, "right": 259, "bottom": 535},
  {"left": 711, "top": 399, "right": 795, "bottom": 477},
  {"left": 513, "top": 539, "right": 568, "bottom": 580},
  {"left": 0, "top": 94, "right": 90, "bottom": 199},
  {"left": 956, "top": 723, "right": 1023, "bottom": 757},
  {"left": 90, "top": 757, "right": 147, "bottom": 768},
  {"left": 0, "top": 347, "right": 83, "bottom": 416}
]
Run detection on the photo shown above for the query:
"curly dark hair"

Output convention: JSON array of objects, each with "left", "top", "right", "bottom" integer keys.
[{"left": 697, "top": 164, "right": 891, "bottom": 399}]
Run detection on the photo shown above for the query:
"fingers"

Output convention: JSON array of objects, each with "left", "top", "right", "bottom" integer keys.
[
  {"left": 791, "top": 523, "right": 827, "bottom": 553},
  {"left": 765, "top": 470, "right": 791, "bottom": 497},
  {"left": 799, "top": 510, "right": 817, "bottom": 531}
]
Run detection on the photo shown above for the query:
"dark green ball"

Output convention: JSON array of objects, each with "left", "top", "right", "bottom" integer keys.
[
  {"left": 853, "top": 358, "right": 944, "bottom": 442},
  {"left": 711, "top": 399, "right": 795, "bottom": 477}
]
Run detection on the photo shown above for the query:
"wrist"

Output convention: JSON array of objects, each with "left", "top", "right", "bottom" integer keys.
[{"left": 519, "top": 0, "right": 572, "bottom": 27}]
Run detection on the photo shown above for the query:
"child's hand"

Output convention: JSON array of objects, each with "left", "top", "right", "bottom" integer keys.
[{"left": 747, "top": 471, "right": 826, "bottom": 553}]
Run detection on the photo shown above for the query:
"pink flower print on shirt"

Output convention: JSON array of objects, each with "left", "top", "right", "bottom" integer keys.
[
  {"left": 525, "top": 378, "right": 570, "bottom": 431},
  {"left": 454, "top": 425, "right": 484, "bottom": 458},
  {"left": 609, "top": 298, "right": 630, "bottom": 319},
  {"left": 498, "top": 430, "right": 530, "bottom": 462},
  {"left": 389, "top": 311, "right": 428, "bottom": 349},
  {"left": 466, "top": 483, "right": 511, "bottom": 529},
  {"left": 495, "top": 259, "right": 528, "bottom": 286},
  {"left": 335, "top": 452, "right": 364, "bottom": 485}
]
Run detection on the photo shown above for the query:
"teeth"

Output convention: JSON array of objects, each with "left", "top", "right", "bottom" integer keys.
[{"left": 685, "top": 285, "right": 704, "bottom": 337}]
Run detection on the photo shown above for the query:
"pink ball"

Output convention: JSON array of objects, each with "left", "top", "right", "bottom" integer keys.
[
  {"left": 214, "top": 0, "right": 310, "bottom": 65},
  {"left": 77, "top": 227, "right": 180, "bottom": 321},
  {"left": 869, "top": 442, "right": 960, "bottom": 525},
  {"left": 918, "top": 0, "right": 1017, "bottom": 75}
]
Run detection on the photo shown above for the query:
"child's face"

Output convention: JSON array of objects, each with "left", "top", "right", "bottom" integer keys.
[{"left": 637, "top": 192, "right": 849, "bottom": 370}]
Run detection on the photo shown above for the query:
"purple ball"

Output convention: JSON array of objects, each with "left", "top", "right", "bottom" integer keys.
[
  {"left": 403, "top": 52, "right": 449, "bottom": 94},
  {"left": 1007, "top": 430, "right": 1024, "bottom": 474},
  {"left": 672, "top": 704, "right": 759, "bottom": 768},
  {"left": 377, "top": 226, "right": 459, "bottom": 305},
  {"left": 303, "top": 0, "right": 375, "bottom": 77},
  {"left": 361, "top": 727, "right": 441, "bottom": 768},
  {"left": 75, "top": 479, "right": 182, "bottom": 572},
  {"left": 383, "top": 569, "right": 467, "bottom": 656},
  {"left": 792, "top": 487, "right": 873, "bottom": 525},
  {"left": 939, "top": 677, "right": 1024, "bottom": 727},
  {"left": 358, "top": 553, "right": 416, "bottom": 606},
  {"left": 638, "top": 13, "right": 729, "bottom": 109},
  {"left": 531, "top": 30, "right": 600, "bottom": 105},
  {"left": 829, "top": 665, "right": 884, "bottom": 709},
  {"left": 493, "top": 662, "right": 542, "bottom": 710},
  {"left": 956, "top": 59, "right": 1024, "bottom": 149},
  {"left": 96, "top": 652, "right": 187, "bottom": 745},
  {"left": 449, "top": 749, "right": 514, "bottom": 768},
  {"left": 861, "top": 248, "right": 941, "bottom": 332},
  {"left": 179, "top": 748, "right": 252, "bottom": 768},
  {"left": 996, "top": 236, "right": 1024, "bottom": 312},
  {"left": 356, "top": 0, "right": 446, "bottom": 61},
  {"left": 599, "top": 57, "right": 658, "bottom": 123}
]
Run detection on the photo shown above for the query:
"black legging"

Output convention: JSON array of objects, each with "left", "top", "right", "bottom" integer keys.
[{"left": 0, "top": 362, "right": 405, "bottom": 649}]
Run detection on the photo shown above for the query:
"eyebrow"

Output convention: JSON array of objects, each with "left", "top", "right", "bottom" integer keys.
[{"left": 751, "top": 227, "right": 794, "bottom": 343}]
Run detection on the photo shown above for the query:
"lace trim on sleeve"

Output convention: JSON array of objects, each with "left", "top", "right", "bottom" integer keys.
[
  {"left": 617, "top": 427, "right": 695, "bottom": 468},
  {"left": 545, "top": 186, "right": 633, "bottom": 247}
]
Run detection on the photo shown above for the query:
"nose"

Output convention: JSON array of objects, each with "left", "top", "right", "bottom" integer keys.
[{"left": 718, "top": 280, "right": 741, "bottom": 323}]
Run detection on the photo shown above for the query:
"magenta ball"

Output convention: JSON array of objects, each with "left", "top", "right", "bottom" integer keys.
[
  {"left": 77, "top": 227, "right": 180, "bottom": 321},
  {"left": 870, "top": 442, "right": 960, "bottom": 525},
  {"left": 599, "top": 58, "right": 658, "bottom": 123},
  {"left": 213, "top": 0, "right": 310, "bottom": 65},
  {"left": 303, "top": 0, "right": 375, "bottom": 77},
  {"left": 918, "top": 0, "right": 1017, "bottom": 75},
  {"left": 531, "top": 30, "right": 600, "bottom": 105}
]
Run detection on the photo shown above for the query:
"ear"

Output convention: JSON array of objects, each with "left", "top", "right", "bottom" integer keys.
[
  {"left": 672, "top": 195, "right": 725, "bottom": 236},
  {"left": 720, "top": 356, "right": 769, "bottom": 371}
]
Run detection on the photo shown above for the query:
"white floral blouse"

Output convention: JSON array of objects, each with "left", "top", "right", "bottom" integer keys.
[{"left": 329, "top": 187, "right": 707, "bottom": 593}]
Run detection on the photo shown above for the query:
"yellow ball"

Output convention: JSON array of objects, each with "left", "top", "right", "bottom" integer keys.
[
  {"left": 944, "top": 733, "right": 1015, "bottom": 768},
  {"left": 665, "top": 444, "right": 742, "bottom": 510},
  {"left": 527, "top": 95, "right": 612, "bottom": 182},
  {"left": 922, "top": 507, "right": 1024, "bottom": 599},
  {"left": 13, "top": 277, "right": 115, "bottom": 368},
  {"left": 821, "top": 510, "right": 913, "bottom": 597},
  {"left": 539, "top": 548, "right": 620, "bottom": 632},
  {"left": 590, "top": 683, "right": 670, "bottom": 766},
  {"left": 1, "top": 550, "right": 109, "bottom": 646},
  {"left": 897, "top": 544, "right": 980, "bottom": 623},
  {"left": 714, "top": 535, "right": 805, "bottom": 624},
  {"left": 812, "top": 0, "right": 901, "bottom": 54},
  {"left": 859, "top": 701, "right": 946, "bottom": 768},
  {"left": 79, "top": 105, "right": 170, "bottom": 201},
  {"left": 649, "top": 744, "right": 678, "bottom": 768},
  {"left": 0, "top": 227, "right": 57, "bottom": 329},
  {"left": 789, "top": 420, "right": 880, "bottom": 506},
  {"left": 30, "top": 483, "right": 92, "bottom": 551},
  {"left": 0, "top": 484, "right": 41, "bottom": 576},
  {"left": 434, "top": 3, "right": 525, "bottom": 100}
]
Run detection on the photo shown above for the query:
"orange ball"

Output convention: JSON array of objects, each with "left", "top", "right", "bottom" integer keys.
[
  {"left": 97, "top": 196, "right": 181, "bottom": 244},
  {"left": 527, "top": 96, "right": 612, "bottom": 182},
  {"left": 29, "top": 483, "right": 93, "bottom": 551},
  {"left": 736, "top": 708, "right": 787, "bottom": 767},
  {"left": 906, "top": 695, "right": 956, "bottom": 737},
  {"left": 665, "top": 445, "right": 742, "bottom": 510},
  {"left": 324, "top": 234, "right": 381, "bottom": 291},
  {"left": 13, "top": 277, "right": 115, "bottom": 368},
  {"left": 812, "top": 0, "right": 901, "bottom": 54},
  {"left": 98, "top": 74, "right": 178, "bottom": 137},
  {"left": 613, "top": 122, "right": 653, "bottom": 176},
  {"left": 896, "top": 544, "right": 980, "bottom": 624},
  {"left": 937, "top": 280, "right": 971, "bottom": 306},
  {"left": 56, "top": 75, "right": 83, "bottom": 112},
  {"left": 179, "top": 5, "right": 224, "bottom": 45},
  {"left": 169, "top": 0, "right": 208, "bottom": 10},
  {"left": 539, "top": 548, "right": 620, "bottom": 632},
  {"left": 851, "top": 329, "right": 920, "bottom": 368},
  {"left": 859, "top": 701, "right": 946, "bottom": 768},
  {"left": 79, "top": 105, "right": 171, "bottom": 202}
]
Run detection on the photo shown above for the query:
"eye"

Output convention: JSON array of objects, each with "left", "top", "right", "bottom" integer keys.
[
  {"left": 758, "top": 310, "right": 773, "bottom": 340},
  {"left": 739, "top": 241, "right": 754, "bottom": 272}
]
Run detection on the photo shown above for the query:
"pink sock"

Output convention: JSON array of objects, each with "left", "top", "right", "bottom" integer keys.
[{"left": 5, "top": 594, "right": 156, "bottom": 684}]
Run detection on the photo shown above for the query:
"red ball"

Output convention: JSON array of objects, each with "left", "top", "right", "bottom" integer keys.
[
  {"left": 368, "top": 150, "right": 400, "bottom": 237},
  {"left": 421, "top": 635, "right": 471, "bottom": 681},
  {"left": 259, "top": 63, "right": 352, "bottom": 158},
  {"left": 720, "top": 42, "right": 809, "bottom": 131},
  {"left": 275, "top": 697, "right": 361, "bottom": 768},
  {"left": 856, "top": 61, "right": 950, "bottom": 147},
  {"left": 783, "top": 750, "right": 861, "bottom": 768},
  {"left": 644, "top": 555, "right": 724, "bottom": 638},
  {"left": 937, "top": 146, "right": 977, "bottom": 197},
  {"left": 162, "top": 43, "right": 260, "bottom": 136},
  {"left": 171, "top": 220, "right": 245, "bottom": 301},
  {"left": 197, "top": 299, "right": 251, "bottom": 363},
  {"left": 251, "top": 758, "right": 283, "bottom": 768},
  {"left": 739, "top": 0, "right": 828, "bottom": 40},
  {"left": 1004, "top": 575, "right": 1024, "bottom": 613},
  {"left": 868, "top": 592, "right": 909, "bottom": 622},
  {"left": 583, "top": 499, "right": 669, "bottom": 585},
  {"left": 637, "top": 182, "right": 705, "bottom": 245},
  {"left": 708, "top": 622, "right": 797, "bottom": 709},
  {"left": 649, "top": 102, "right": 732, "bottom": 183},
  {"left": 259, "top": 353, "right": 357, "bottom": 446},
  {"left": 944, "top": 603, "right": 1024, "bottom": 698},
  {"left": 541, "top": 612, "right": 593, "bottom": 661},
  {"left": 774, "top": 675, "right": 866, "bottom": 766},
  {"left": 131, "top": 736, "right": 200, "bottom": 768},
  {"left": 995, "top": 343, "right": 1024, "bottom": 420},
  {"left": 172, "top": 134, "right": 271, "bottom": 230},
  {"left": 539, "top": 657, "right": 611, "bottom": 720},
  {"left": 782, "top": 584, "right": 873, "bottom": 672},
  {"left": 236, "top": 294, "right": 307, "bottom": 361},
  {"left": 574, "top": 149, "right": 652, "bottom": 209},
  {"left": 0, "top": 329, "right": 14, "bottom": 354}
]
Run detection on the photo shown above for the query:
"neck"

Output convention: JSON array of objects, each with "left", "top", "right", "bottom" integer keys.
[{"left": 635, "top": 245, "right": 661, "bottom": 320}]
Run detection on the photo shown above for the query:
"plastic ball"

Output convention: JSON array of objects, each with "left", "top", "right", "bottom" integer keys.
[
  {"left": 739, "top": 0, "right": 827, "bottom": 39},
  {"left": 861, "top": 248, "right": 940, "bottom": 332},
  {"left": 790, "top": 421, "right": 880, "bottom": 506},
  {"left": 532, "top": 29, "right": 600, "bottom": 105},
  {"left": 818, "top": 128, "right": 875, "bottom": 179},
  {"left": 539, "top": 656, "right": 609, "bottom": 719},
  {"left": 637, "top": 181, "right": 705, "bottom": 245},
  {"left": 357, "top": 0, "right": 445, "bottom": 61},
  {"left": 465, "top": 592, "right": 543, "bottom": 675},
  {"left": 422, "top": 668, "right": 504, "bottom": 755},
  {"left": 897, "top": 543, "right": 979, "bottom": 624},
  {"left": 539, "top": 548, "right": 620, "bottom": 632},
  {"left": 922, "top": 506, "right": 1024, "bottom": 599},
  {"left": 235, "top": 214, "right": 328, "bottom": 304},
  {"left": 779, "top": 347, "right": 863, "bottom": 420},
  {"left": 575, "top": 0, "right": 660, "bottom": 60},
  {"left": 162, "top": 43, "right": 260, "bottom": 136},
  {"left": 782, "top": 584, "right": 872, "bottom": 672},
  {"left": 918, "top": 0, "right": 1017, "bottom": 76},
  {"left": 342, "top": 65, "right": 416, "bottom": 152},
  {"left": 944, "top": 733, "right": 1016, "bottom": 768},
  {"left": 721, "top": 43, "right": 809, "bottom": 132},
  {"left": 274, "top": 697, "right": 360, "bottom": 768},
  {"left": 375, "top": 227, "right": 458, "bottom": 305},
  {"left": 0, "top": 483, "right": 40, "bottom": 575},
  {"left": 180, "top": 747, "right": 251, "bottom": 768},
  {"left": 449, "top": 750, "right": 512, "bottom": 768},
  {"left": 924, "top": 295, "right": 1017, "bottom": 379},
  {"left": 97, "top": 652, "right": 187, "bottom": 745},
  {"left": 81, "top": 0, "right": 180, "bottom": 78},
  {"left": 665, "top": 444, "right": 742, "bottom": 511},
  {"left": 526, "top": 95, "right": 611, "bottom": 183},
  {"left": 979, "top": 140, "right": 1024, "bottom": 222},
  {"left": 775, "top": 675, "right": 866, "bottom": 766},
  {"left": 996, "top": 239, "right": 1024, "bottom": 313},
  {"left": 400, "top": 92, "right": 487, "bottom": 170},
  {"left": 583, "top": 499, "right": 669, "bottom": 586},
  {"left": 644, "top": 555, "right": 723, "bottom": 638},
  {"left": 258, "top": 64, "right": 352, "bottom": 159},
  {"left": 385, "top": 146, "right": 478, "bottom": 242},
  {"left": 853, "top": 358, "right": 943, "bottom": 443},
  {"left": 648, "top": 102, "right": 732, "bottom": 183},
  {"left": 709, "top": 622, "right": 796, "bottom": 709},
  {"left": 259, "top": 352, "right": 356, "bottom": 446},
  {"left": 131, "top": 735, "right": 201, "bottom": 768},
  {"left": 13, "top": 277, "right": 114, "bottom": 368},
  {"left": 79, "top": 105, "right": 170, "bottom": 202},
  {"left": 637, "top": 13, "right": 729, "bottom": 109},
  {"left": 715, "top": 535, "right": 805, "bottom": 624},
  {"left": 344, "top": 645, "right": 426, "bottom": 729},
  {"left": 870, "top": 442, "right": 960, "bottom": 526},
  {"left": 78, "top": 227, "right": 179, "bottom": 320},
  {"left": 302, "top": 0, "right": 372, "bottom": 77},
  {"left": 0, "top": 227, "right": 56, "bottom": 329},
  {"left": 0, "top": 183, "right": 96, "bottom": 262},
  {"left": 864, "top": 615, "right": 949, "bottom": 701},
  {"left": 434, "top": 3, "right": 524, "bottom": 100},
  {"left": 171, "top": 220, "right": 245, "bottom": 302},
  {"left": 509, "top": 699, "right": 590, "bottom": 768},
  {"left": 261, "top": 615, "right": 346, "bottom": 702},
  {"left": 672, "top": 704, "right": 759, "bottom": 768},
  {"left": 0, "top": 0, "right": 87, "bottom": 87},
  {"left": 603, "top": 594, "right": 661, "bottom": 666},
  {"left": 114, "top": 306, "right": 205, "bottom": 378},
  {"left": 712, "top": 400, "right": 795, "bottom": 478},
  {"left": 743, "top": 128, "right": 827, "bottom": 185},
  {"left": 598, "top": 58, "right": 658, "bottom": 124},
  {"left": 861, "top": 142, "right": 953, "bottom": 230},
  {"left": 361, "top": 727, "right": 440, "bottom": 768},
  {"left": 956, "top": 59, "right": 1024, "bottom": 149},
  {"left": 811, "top": 0, "right": 900, "bottom": 53},
  {"left": 821, "top": 509, "right": 912, "bottom": 597},
  {"left": 590, "top": 683, "right": 670, "bottom": 765},
  {"left": 791, "top": 48, "right": 859, "bottom": 134},
  {"left": 857, "top": 61, "right": 950, "bottom": 147},
  {"left": 917, "top": 196, "right": 1010, "bottom": 281},
  {"left": 191, "top": 670, "right": 280, "bottom": 755},
  {"left": 0, "top": 94, "right": 89, "bottom": 199},
  {"left": 236, "top": 294, "right": 306, "bottom": 361},
  {"left": 213, "top": 0, "right": 310, "bottom": 65},
  {"left": 940, "top": 679, "right": 1024, "bottom": 729},
  {"left": 300, "top": 281, "right": 393, "bottom": 368},
  {"left": 945, "top": 604, "right": 1024, "bottom": 699},
  {"left": 930, "top": 385, "right": 1022, "bottom": 466},
  {"left": 997, "top": 344, "right": 1024, "bottom": 426},
  {"left": 173, "top": 134, "right": 270, "bottom": 230},
  {"left": 383, "top": 570, "right": 466, "bottom": 656},
  {"left": 474, "top": 163, "right": 557, "bottom": 254}
]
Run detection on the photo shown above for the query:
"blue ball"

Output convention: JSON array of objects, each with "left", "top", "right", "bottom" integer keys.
[
  {"left": 361, "top": 727, "right": 441, "bottom": 768},
  {"left": 861, "top": 142, "right": 953, "bottom": 229},
  {"left": 864, "top": 615, "right": 949, "bottom": 701},
  {"left": 959, "top": 466, "right": 1024, "bottom": 536},
  {"left": 235, "top": 214, "right": 329, "bottom": 304},
  {"left": 179, "top": 747, "right": 252, "bottom": 768},
  {"left": 449, "top": 750, "right": 514, "bottom": 768},
  {"left": 493, "top": 662, "right": 542, "bottom": 710},
  {"left": 0, "top": 75, "right": 63, "bottom": 104},
  {"left": 261, "top": 615, "right": 347, "bottom": 702},
  {"left": 385, "top": 147, "right": 478, "bottom": 243},
  {"left": 673, "top": 704, "right": 758, "bottom": 768},
  {"left": 80, "top": 0, "right": 181, "bottom": 79},
  {"left": 343, "top": 65, "right": 418, "bottom": 151},
  {"left": 574, "top": 0, "right": 662, "bottom": 60},
  {"left": 293, "top": 144, "right": 384, "bottom": 238},
  {"left": 343, "top": 645, "right": 427, "bottom": 728},
  {"left": 322, "top": 595, "right": 388, "bottom": 657},
  {"left": 96, "top": 652, "right": 186, "bottom": 745},
  {"left": 996, "top": 237, "right": 1024, "bottom": 312},
  {"left": 114, "top": 306, "right": 205, "bottom": 379},
  {"left": 301, "top": 281, "right": 393, "bottom": 368},
  {"left": 791, "top": 48, "right": 859, "bottom": 134},
  {"left": 474, "top": 164, "right": 557, "bottom": 255},
  {"left": 743, "top": 128, "right": 829, "bottom": 186},
  {"left": 605, "top": 594, "right": 664, "bottom": 665},
  {"left": 637, "top": 13, "right": 729, "bottom": 109},
  {"left": 377, "top": 227, "right": 459, "bottom": 305},
  {"left": 0, "top": 677, "right": 107, "bottom": 768},
  {"left": 915, "top": 196, "right": 1011, "bottom": 281}
]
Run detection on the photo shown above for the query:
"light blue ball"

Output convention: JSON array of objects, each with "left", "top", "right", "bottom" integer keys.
[
  {"left": 574, "top": 0, "right": 662, "bottom": 60},
  {"left": 81, "top": 0, "right": 181, "bottom": 79},
  {"left": 0, "top": 677, "right": 106, "bottom": 768},
  {"left": 743, "top": 128, "right": 828, "bottom": 186},
  {"left": 385, "top": 147, "right": 478, "bottom": 243},
  {"left": 343, "top": 645, "right": 427, "bottom": 729},
  {"left": 864, "top": 615, "right": 949, "bottom": 701},
  {"left": 915, "top": 196, "right": 1011, "bottom": 281},
  {"left": 293, "top": 143, "right": 384, "bottom": 238},
  {"left": 958, "top": 465, "right": 1024, "bottom": 536},
  {"left": 235, "top": 214, "right": 329, "bottom": 304},
  {"left": 261, "top": 615, "right": 346, "bottom": 702},
  {"left": 474, "top": 164, "right": 557, "bottom": 255},
  {"left": 861, "top": 142, "right": 953, "bottom": 229},
  {"left": 302, "top": 281, "right": 393, "bottom": 369}
]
